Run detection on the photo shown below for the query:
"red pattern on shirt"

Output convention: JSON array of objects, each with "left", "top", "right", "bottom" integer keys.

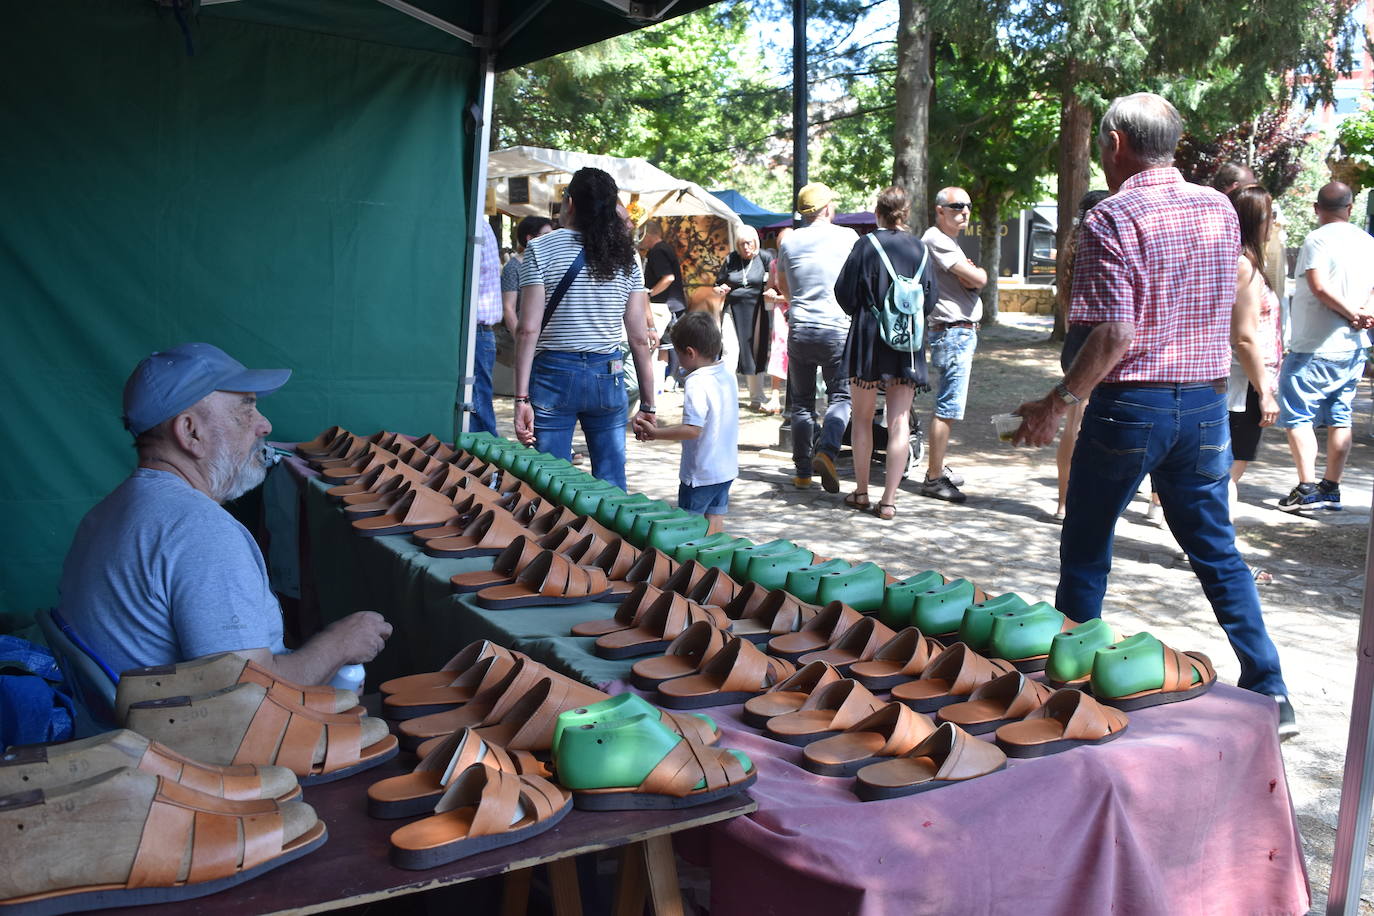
[{"left": 1069, "top": 167, "right": 1240, "bottom": 383}]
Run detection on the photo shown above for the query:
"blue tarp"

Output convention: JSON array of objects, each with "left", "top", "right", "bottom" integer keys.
[{"left": 710, "top": 188, "right": 792, "bottom": 229}]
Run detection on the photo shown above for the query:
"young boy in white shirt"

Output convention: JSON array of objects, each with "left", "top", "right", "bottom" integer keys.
[{"left": 633, "top": 310, "right": 739, "bottom": 533}]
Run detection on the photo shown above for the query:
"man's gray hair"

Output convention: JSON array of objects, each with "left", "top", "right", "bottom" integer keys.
[
  {"left": 1098, "top": 93, "right": 1184, "bottom": 165},
  {"left": 934, "top": 187, "right": 966, "bottom": 206}
]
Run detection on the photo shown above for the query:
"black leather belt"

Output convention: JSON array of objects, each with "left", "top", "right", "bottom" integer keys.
[
  {"left": 477, "top": 323, "right": 500, "bottom": 329},
  {"left": 932, "top": 320, "right": 979, "bottom": 331},
  {"left": 1097, "top": 378, "right": 1227, "bottom": 394}
]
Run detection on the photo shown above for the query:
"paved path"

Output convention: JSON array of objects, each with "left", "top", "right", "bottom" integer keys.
[{"left": 507, "top": 312, "right": 1374, "bottom": 913}]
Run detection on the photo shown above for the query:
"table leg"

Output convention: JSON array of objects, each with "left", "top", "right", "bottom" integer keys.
[
  {"left": 546, "top": 857, "right": 583, "bottom": 916},
  {"left": 501, "top": 867, "right": 533, "bottom": 916},
  {"left": 612, "top": 843, "right": 647, "bottom": 916},
  {"left": 641, "top": 835, "right": 685, "bottom": 916}
]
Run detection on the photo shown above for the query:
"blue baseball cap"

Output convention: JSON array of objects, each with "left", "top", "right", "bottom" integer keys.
[{"left": 122, "top": 342, "right": 291, "bottom": 437}]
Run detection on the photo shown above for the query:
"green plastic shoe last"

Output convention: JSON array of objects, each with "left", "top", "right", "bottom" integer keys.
[
  {"left": 554, "top": 712, "right": 750, "bottom": 792},
  {"left": 1089, "top": 632, "right": 1199, "bottom": 699},
  {"left": 987, "top": 602, "right": 1067, "bottom": 667},
  {"left": 546, "top": 472, "right": 598, "bottom": 502},
  {"left": 694, "top": 537, "right": 755, "bottom": 571},
  {"left": 910, "top": 578, "right": 977, "bottom": 637},
  {"left": 568, "top": 483, "right": 625, "bottom": 517},
  {"left": 878, "top": 570, "right": 945, "bottom": 629},
  {"left": 815, "top": 561, "right": 887, "bottom": 612},
  {"left": 958, "top": 593, "right": 1031, "bottom": 653},
  {"left": 612, "top": 500, "right": 673, "bottom": 537},
  {"left": 551, "top": 693, "right": 717, "bottom": 757},
  {"left": 646, "top": 516, "right": 710, "bottom": 553},
  {"left": 745, "top": 545, "right": 815, "bottom": 590},
  {"left": 728, "top": 539, "right": 799, "bottom": 580},
  {"left": 1045, "top": 618, "right": 1115, "bottom": 685},
  {"left": 673, "top": 532, "right": 737, "bottom": 563},
  {"left": 784, "top": 559, "right": 852, "bottom": 604},
  {"left": 594, "top": 493, "right": 654, "bottom": 528},
  {"left": 532, "top": 465, "right": 587, "bottom": 497},
  {"left": 509, "top": 453, "right": 569, "bottom": 479},
  {"left": 454, "top": 431, "right": 498, "bottom": 452},
  {"left": 629, "top": 510, "right": 690, "bottom": 546}
]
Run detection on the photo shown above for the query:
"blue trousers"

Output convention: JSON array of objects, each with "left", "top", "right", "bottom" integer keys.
[
  {"left": 787, "top": 323, "right": 851, "bottom": 476},
  {"left": 530, "top": 349, "right": 629, "bottom": 489},
  {"left": 468, "top": 326, "right": 499, "bottom": 435},
  {"left": 1057, "top": 383, "right": 1287, "bottom": 696}
]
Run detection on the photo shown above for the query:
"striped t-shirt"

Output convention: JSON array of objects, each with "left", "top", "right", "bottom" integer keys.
[{"left": 518, "top": 228, "right": 644, "bottom": 353}]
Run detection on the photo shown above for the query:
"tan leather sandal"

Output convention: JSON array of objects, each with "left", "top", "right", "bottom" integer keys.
[{"left": 116, "top": 652, "right": 360, "bottom": 723}]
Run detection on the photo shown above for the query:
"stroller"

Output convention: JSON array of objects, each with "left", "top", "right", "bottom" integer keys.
[{"left": 839, "top": 389, "right": 926, "bottom": 481}]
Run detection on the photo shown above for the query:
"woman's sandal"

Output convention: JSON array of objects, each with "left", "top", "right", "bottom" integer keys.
[
  {"left": 0, "top": 767, "right": 326, "bottom": 911},
  {"left": 843, "top": 491, "right": 871, "bottom": 511},
  {"left": 873, "top": 502, "right": 897, "bottom": 521},
  {"left": 367, "top": 728, "right": 547, "bottom": 819}
]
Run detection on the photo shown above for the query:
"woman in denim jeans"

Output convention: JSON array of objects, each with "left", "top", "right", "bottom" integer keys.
[{"left": 512, "top": 167, "right": 657, "bottom": 489}]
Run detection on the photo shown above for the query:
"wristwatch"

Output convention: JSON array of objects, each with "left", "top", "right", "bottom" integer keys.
[{"left": 1053, "top": 382, "right": 1080, "bottom": 406}]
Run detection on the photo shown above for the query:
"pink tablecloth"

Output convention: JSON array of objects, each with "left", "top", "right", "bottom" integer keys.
[{"left": 687, "top": 684, "right": 1308, "bottom": 916}]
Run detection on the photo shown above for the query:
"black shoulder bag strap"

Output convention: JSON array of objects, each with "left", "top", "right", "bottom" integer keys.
[{"left": 540, "top": 250, "right": 587, "bottom": 332}]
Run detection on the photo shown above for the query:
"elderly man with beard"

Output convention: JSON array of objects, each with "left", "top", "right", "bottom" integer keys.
[{"left": 56, "top": 343, "right": 391, "bottom": 683}]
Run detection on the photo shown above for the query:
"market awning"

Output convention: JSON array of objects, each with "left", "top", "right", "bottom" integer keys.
[{"left": 710, "top": 189, "right": 791, "bottom": 229}]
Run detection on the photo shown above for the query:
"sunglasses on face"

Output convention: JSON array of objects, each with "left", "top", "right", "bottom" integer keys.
[{"left": 941, "top": 202, "right": 971, "bottom": 212}]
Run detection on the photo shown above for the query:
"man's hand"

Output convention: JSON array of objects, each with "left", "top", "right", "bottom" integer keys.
[
  {"left": 1258, "top": 390, "right": 1280, "bottom": 427},
  {"left": 1012, "top": 394, "right": 1066, "bottom": 447},
  {"left": 323, "top": 611, "right": 392, "bottom": 664},
  {"left": 647, "top": 328, "right": 660, "bottom": 349},
  {"left": 713, "top": 283, "right": 731, "bottom": 297},
  {"left": 514, "top": 401, "right": 536, "bottom": 445},
  {"left": 632, "top": 411, "right": 658, "bottom": 441}
]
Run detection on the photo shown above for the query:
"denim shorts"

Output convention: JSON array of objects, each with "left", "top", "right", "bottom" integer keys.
[
  {"left": 678, "top": 480, "right": 732, "bottom": 515},
  {"left": 929, "top": 327, "right": 977, "bottom": 419},
  {"left": 1276, "top": 349, "right": 1366, "bottom": 429}
]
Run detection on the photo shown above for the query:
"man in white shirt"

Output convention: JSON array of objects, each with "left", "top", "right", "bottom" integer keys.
[
  {"left": 775, "top": 182, "right": 859, "bottom": 492},
  {"left": 919, "top": 186, "right": 987, "bottom": 503},
  {"left": 1276, "top": 182, "right": 1374, "bottom": 512}
]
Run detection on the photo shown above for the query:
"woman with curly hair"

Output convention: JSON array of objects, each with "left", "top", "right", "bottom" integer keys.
[{"left": 514, "top": 167, "right": 656, "bottom": 487}]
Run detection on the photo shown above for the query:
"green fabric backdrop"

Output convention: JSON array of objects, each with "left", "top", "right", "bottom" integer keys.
[{"left": 0, "top": 2, "right": 476, "bottom": 626}]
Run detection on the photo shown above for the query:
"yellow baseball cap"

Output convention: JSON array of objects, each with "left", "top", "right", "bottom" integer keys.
[{"left": 796, "top": 182, "right": 835, "bottom": 215}]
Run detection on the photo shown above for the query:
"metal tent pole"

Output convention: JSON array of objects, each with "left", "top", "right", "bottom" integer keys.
[
  {"left": 1327, "top": 511, "right": 1374, "bottom": 914},
  {"left": 778, "top": 0, "right": 806, "bottom": 451}
]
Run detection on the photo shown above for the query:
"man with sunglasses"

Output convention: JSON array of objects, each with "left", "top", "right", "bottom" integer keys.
[{"left": 920, "top": 187, "right": 987, "bottom": 503}]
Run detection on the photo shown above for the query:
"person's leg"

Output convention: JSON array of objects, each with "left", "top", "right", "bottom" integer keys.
[
  {"left": 748, "top": 373, "right": 767, "bottom": 407},
  {"left": 706, "top": 481, "right": 731, "bottom": 535},
  {"left": 816, "top": 329, "right": 852, "bottom": 460},
  {"left": 720, "top": 305, "right": 741, "bottom": 389},
  {"left": 1153, "top": 387, "right": 1287, "bottom": 697},
  {"left": 1055, "top": 401, "right": 1086, "bottom": 517},
  {"left": 530, "top": 352, "right": 578, "bottom": 461},
  {"left": 1284, "top": 425, "right": 1319, "bottom": 482},
  {"left": 579, "top": 352, "right": 630, "bottom": 490},
  {"left": 1320, "top": 354, "right": 1364, "bottom": 483},
  {"left": 923, "top": 328, "right": 974, "bottom": 499},
  {"left": 848, "top": 383, "right": 878, "bottom": 501},
  {"left": 1325, "top": 426, "right": 1353, "bottom": 482},
  {"left": 1056, "top": 389, "right": 1165, "bottom": 621},
  {"left": 880, "top": 383, "right": 916, "bottom": 511},
  {"left": 468, "top": 327, "right": 499, "bottom": 435},
  {"left": 787, "top": 327, "right": 821, "bottom": 481},
  {"left": 1276, "top": 351, "right": 1322, "bottom": 482}
]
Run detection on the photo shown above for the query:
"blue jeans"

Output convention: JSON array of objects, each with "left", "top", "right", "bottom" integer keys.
[
  {"left": 787, "top": 324, "right": 851, "bottom": 476},
  {"left": 679, "top": 480, "right": 732, "bottom": 515},
  {"left": 1057, "top": 383, "right": 1287, "bottom": 696},
  {"left": 468, "top": 326, "right": 498, "bottom": 435},
  {"left": 530, "top": 349, "right": 629, "bottom": 489},
  {"left": 929, "top": 327, "right": 977, "bottom": 420}
]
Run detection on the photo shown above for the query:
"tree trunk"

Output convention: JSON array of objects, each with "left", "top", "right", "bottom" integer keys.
[
  {"left": 892, "top": 0, "right": 932, "bottom": 234},
  {"left": 978, "top": 195, "right": 1002, "bottom": 325},
  {"left": 1053, "top": 73, "right": 1092, "bottom": 341}
]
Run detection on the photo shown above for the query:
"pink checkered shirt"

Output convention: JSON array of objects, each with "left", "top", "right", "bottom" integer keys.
[{"left": 1069, "top": 167, "right": 1239, "bottom": 383}]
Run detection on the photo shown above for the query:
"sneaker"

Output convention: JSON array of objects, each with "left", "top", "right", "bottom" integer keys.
[
  {"left": 1278, "top": 482, "right": 1322, "bottom": 513},
  {"left": 1273, "top": 695, "right": 1299, "bottom": 741},
  {"left": 942, "top": 466, "right": 965, "bottom": 488},
  {"left": 1145, "top": 501, "right": 1164, "bottom": 525},
  {"left": 1317, "top": 479, "right": 1343, "bottom": 511},
  {"left": 814, "top": 451, "right": 840, "bottom": 494},
  {"left": 791, "top": 476, "right": 814, "bottom": 490},
  {"left": 920, "top": 475, "right": 966, "bottom": 503}
]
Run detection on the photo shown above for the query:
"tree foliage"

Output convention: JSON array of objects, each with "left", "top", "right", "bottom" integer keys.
[{"left": 1174, "top": 103, "right": 1307, "bottom": 196}]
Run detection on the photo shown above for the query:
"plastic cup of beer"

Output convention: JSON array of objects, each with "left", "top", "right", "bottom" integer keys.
[{"left": 991, "top": 412, "right": 1021, "bottom": 443}]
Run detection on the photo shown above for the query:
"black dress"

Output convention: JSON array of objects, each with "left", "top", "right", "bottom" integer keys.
[
  {"left": 835, "top": 228, "right": 933, "bottom": 390},
  {"left": 715, "top": 248, "right": 774, "bottom": 375}
]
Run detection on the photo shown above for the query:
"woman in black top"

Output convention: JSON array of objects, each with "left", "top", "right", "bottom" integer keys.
[
  {"left": 834, "top": 186, "right": 934, "bottom": 520},
  {"left": 713, "top": 225, "right": 776, "bottom": 412}
]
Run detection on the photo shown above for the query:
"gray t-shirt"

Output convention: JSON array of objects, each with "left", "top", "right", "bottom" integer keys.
[
  {"left": 777, "top": 221, "right": 859, "bottom": 330},
  {"left": 922, "top": 226, "right": 983, "bottom": 323},
  {"left": 500, "top": 256, "right": 522, "bottom": 294},
  {"left": 1290, "top": 220, "right": 1374, "bottom": 355},
  {"left": 57, "top": 468, "right": 285, "bottom": 676}
]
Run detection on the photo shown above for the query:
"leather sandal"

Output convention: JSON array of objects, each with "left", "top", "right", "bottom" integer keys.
[
  {"left": 593, "top": 591, "right": 728, "bottom": 660},
  {"left": 588, "top": 537, "right": 643, "bottom": 586},
  {"left": 381, "top": 654, "right": 517, "bottom": 721},
  {"left": 448, "top": 535, "right": 547, "bottom": 593},
  {"left": 471, "top": 676, "right": 610, "bottom": 752},
  {"left": 124, "top": 682, "right": 398, "bottom": 785},
  {"left": 910, "top": 578, "right": 986, "bottom": 637},
  {"left": 0, "top": 767, "right": 326, "bottom": 911},
  {"left": 957, "top": 592, "right": 1031, "bottom": 653},
  {"left": 1089, "top": 634, "right": 1217, "bottom": 711},
  {"left": 873, "top": 502, "right": 897, "bottom": 521},
  {"left": 661, "top": 559, "right": 713, "bottom": 599},
  {"left": 1, "top": 729, "right": 299, "bottom": 802},
  {"left": 389, "top": 765, "right": 572, "bottom": 869},
  {"left": 767, "top": 601, "right": 865, "bottom": 660},
  {"left": 843, "top": 491, "right": 871, "bottom": 511},
  {"left": 569, "top": 582, "right": 664, "bottom": 638},
  {"left": 116, "top": 653, "right": 359, "bottom": 723},
  {"left": 296, "top": 425, "right": 349, "bottom": 457},
  {"left": 656, "top": 636, "right": 796, "bottom": 709},
  {"left": 784, "top": 558, "right": 852, "bottom": 604},
  {"left": 630, "top": 620, "right": 730, "bottom": 690},
  {"left": 474, "top": 550, "right": 614, "bottom": 609},
  {"left": 731, "top": 589, "right": 820, "bottom": 643},
  {"left": 985, "top": 602, "right": 1074, "bottom": 672},
  {"left": 619, "top": 547, "right": 680, "bottom": 589},
  {"left": 814, "top": 561, "right": 891, "bottom": 613},
  {"left": 740, "top": 660, "right": 844, "bottom": 728},
  {"left": 849, "top": 627, "right": 946, "bottom": 691},
  {"left": 797, "top": 616, "right": 898, "bottom": 673},
  {"left": 994, "top": 688, "right": 1129, "bottom": 757},
  {"left": 367, "top": 728, "right": 546, "bottom": 819},
  {"left": 878, "top": 570, "right": 946, "bottom": 629},
  {"left": 1044, "top": 618, "right": 1116, "bottom": 688},
  {"left": 762, "top": 678, "right": 887, "bottom": 746},
  {"left": 800, "top": 702, "right": 938, "bottom": 776},
  {"left": 424, "top": 509, "right": 529, "bottom": 559},
  {"left": 689, "top": 565, "right": 742, "bottom": 609},
  {"left": 552, "top": 692, "right": 720, "bottom": 750},
  {"left": 379, "top": 639, "right": 515, "bottom": 697},
  {"left": 937, "top": 671, "right": 1057, "bottom": 735},
  {"left": 352, "top": 486, "right": 458, "bottom": 538},
  {"left": 889, "top": 643, "right": 1017, "bottom": 713},
  {"left": 854, "top": 721, "right": 1007, "bottom": 800}
]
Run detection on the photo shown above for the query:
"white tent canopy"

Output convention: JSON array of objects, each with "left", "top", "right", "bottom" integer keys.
[{"left": 487, "top": 145, "right": 742, "bottom": 226}]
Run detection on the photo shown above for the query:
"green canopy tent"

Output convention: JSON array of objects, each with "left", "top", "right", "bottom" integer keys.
[{"left": 0, "top": 0, "right": 716, "bottom": 627}]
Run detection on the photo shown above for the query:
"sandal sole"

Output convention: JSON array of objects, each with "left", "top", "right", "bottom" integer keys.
[
  {"left": 571, "top": 771, "right": 756, "bottom": 811},
  {"left": 299, "top": 736, "right": 400, "bottom": 786},
  {"left": 390, "top": 798, "right": 572, "bottom": 869},
  {"left": 594, "top": 639, "right": 673, "bottom": 660},
  {"left": 367, "top": 790, "right": 443, "bottom": 820},
  {"left": 996, "top": 726, "right": 1126, "bottom": 759},
  {"left": 477, "top": 589, "right": 613, "bottom": 610},
  {"left": 854, "top": 762, "right": 1006, "bottom": 801},
  {"left": 656, "top": 689, "right": 760, "bottom": 710},
  {"left": 1096, "top": 678, "right": 1215, "bottom": 712}
]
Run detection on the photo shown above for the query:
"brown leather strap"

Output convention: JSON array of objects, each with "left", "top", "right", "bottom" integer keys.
[
  {"left": 638, "top": 738, "right": 749, "bottom": 798},
  {"left": 127, "top": 777, "right": 285, "bottom": 887},
  {"left": 593, "top": 538, "right": 641, "bottom": 580},
  {"left": 798, "top": 679, "right": 884, "bottom": 731},
  {"left": 239, "top": 660, "right": 339, "bottom": 714},
  {"left": 624, "top": 548, "right": 679, "bottom": 587}
]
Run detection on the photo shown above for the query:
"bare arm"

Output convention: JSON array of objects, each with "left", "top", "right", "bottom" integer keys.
[
  {"left": 639, "top": 422, "right": 702, "bottom": 442},
  {"left": 950, "top": 259, "right": 987, "bottom": 290},
  {"left": 1231, "top": 258, "right": 1279, "bottom": 426},
  {"left": 1012, "top": 321, "right": 1135, "bottom": 446},
  {"left": 513, "top": 284, "right": 545, "bottom": 444},
  {"left": 624, "top": 289, "right": 657, "bottom": 414},
  {"left": 501, "top": 289, "right": 519, "bottom": 333},
  {"left": 238, "top": 611, "right": 392, "bottom": 686},
  {"left": 1306, "top": 267, "right": 1367, "bottom": 323}
]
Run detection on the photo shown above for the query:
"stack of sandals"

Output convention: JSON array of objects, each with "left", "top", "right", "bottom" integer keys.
[
  {"left": 0, "top": 652, "right": 402, "bottom": 911},
  {"left": 370, "top": 640, "right": 755, "bottom": 868}
]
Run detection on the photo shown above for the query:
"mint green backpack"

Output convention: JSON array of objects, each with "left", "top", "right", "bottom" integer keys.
[{"left": 867, "top": 232, "right": 929, "bottom": 353}]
